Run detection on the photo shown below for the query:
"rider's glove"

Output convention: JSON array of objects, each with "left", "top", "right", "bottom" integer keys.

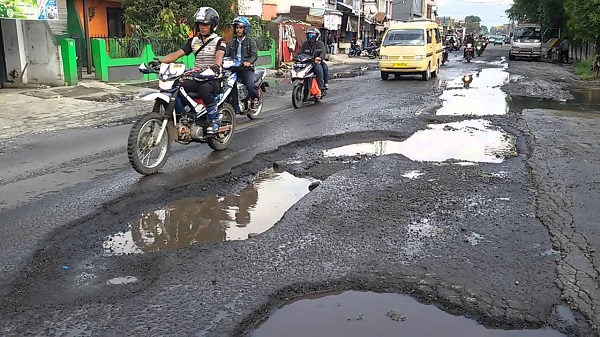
[
  {"left": 149, "top": 60, "right": 161, "bottom": 68},
  {"left": 210, "top": 65, "right": 221, "bottom": 76}
]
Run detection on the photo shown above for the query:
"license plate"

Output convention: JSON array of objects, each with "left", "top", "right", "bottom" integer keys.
[{"left": 393, "top": 63, "right": 408, "bottom": 68}]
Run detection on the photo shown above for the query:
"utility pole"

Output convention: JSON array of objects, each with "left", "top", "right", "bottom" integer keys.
[{"left": 357, "top": 0, "right": 361, "bottom": 41}]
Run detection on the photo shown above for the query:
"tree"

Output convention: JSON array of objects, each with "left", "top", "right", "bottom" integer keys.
[
  {"left": 490, "top": 26, "right": 498, "bottom": 35},
  {"left": 122, "top": 0, "right": 237, "bottom": 36},
  {"left": 480, "top": 25, "right": 489, "bottom": 35},
  {"left": 465, "top": 15, "right": 481, "bottom": 34},
  {"left": 564, "top": 0, "right": 600, "bottom": 45},
  {"left": 506, "top": 0, "right": 565, "bottom": 29}
]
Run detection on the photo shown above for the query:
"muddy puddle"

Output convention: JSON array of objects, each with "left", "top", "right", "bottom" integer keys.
[
  {"left": 102, "top": 169, "right": 314, "bottom": 255},
  {"left": 323, "top": 119, "right": 516, "bottom": 163},
  {"left": 437, "top": 68, "right": 515, "bottom": 116},
  {"left": 251, "top": 291, "right": 566, "bottom": 337},
  {"left": 511, "top": 88, "right": 600, "bottom": 115}
]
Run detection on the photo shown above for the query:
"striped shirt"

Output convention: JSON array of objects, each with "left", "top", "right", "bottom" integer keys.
[{"left": 182, "top": 33, "right": 226, "bottom": 69}]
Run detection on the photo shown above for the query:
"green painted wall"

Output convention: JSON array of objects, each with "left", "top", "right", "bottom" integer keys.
[{"left": 91, "top": 38, "right": 276, "bottom": 83}]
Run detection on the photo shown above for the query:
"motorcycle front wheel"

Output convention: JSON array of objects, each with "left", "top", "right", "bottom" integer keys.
[
  {"left": 368, "top": 52, "right": 377, "bottom": 59},
  {"left": 292, "top": 84, "right": 303, "bottom": 109},
  {"left": 348, "top": 51, "right": 356, "bottom": 58},
  {"left": 127, "top": 112, "right": 171, "bottom": 175},
  {"left": 246, "top": 93, "right": 263, "bottom": 120}
]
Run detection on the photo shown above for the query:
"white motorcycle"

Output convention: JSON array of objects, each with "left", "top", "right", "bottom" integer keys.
[{"left": 127, "top": 61, "right": 237, "bottom": 175}]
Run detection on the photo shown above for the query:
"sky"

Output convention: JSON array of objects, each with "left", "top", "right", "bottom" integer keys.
[{"left": 437, "top": 0, "right": 513, "bottom": 28}]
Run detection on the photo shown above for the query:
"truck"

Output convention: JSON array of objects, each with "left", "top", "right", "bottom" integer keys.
[{"left": 508, "top": 22, "right": 561, "bottom": 61}]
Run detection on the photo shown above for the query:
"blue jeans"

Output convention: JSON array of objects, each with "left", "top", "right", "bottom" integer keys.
[
  {"left": 235, "top": 68, "right": 259, "bottom": 99},
  {"left": 313, "top": 61, "right": 329, "bottom": 89}
]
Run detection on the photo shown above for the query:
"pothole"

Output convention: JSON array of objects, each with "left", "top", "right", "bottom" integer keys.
[
  {"left": 250, "top": 291, "right": 566, "bottom": 337},
  {"left": 510, "top": 88, "right": 600, "bottom": 115},
  {"left": 437, "top": 68, "right": 510, "bottom": 116},
  {"left": 102, "top": 169, "right": 315, "bottom": 255},
  {"left": 323, "top": 119, "right": 516, "bottom": 163}
]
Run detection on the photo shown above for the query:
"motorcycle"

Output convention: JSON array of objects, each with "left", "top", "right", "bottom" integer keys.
[
  {"left": 361, "top": 45, "right": 380, "bottom": 59},
  {"left": 465, "top": 43, "right": 474, "bottom": 62},
  {"left": 348, "top": 44, "right": 361, "bottom": 58},
  {"left": 291, "top": 50, "right": 327, "bottom": 109},
  {"left": 222, "top": 58, "right": 269, "bottom": 120},
  {"left": 128, "top": 61, "right": 236, "bottom": 175},
  {"left": 476, "top": 42, "right": 484, "bottom": 57}
]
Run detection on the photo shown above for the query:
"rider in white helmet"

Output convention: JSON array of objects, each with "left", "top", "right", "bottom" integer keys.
[{"left": 156, "top": 7, "right": 226, "bottom": 134}]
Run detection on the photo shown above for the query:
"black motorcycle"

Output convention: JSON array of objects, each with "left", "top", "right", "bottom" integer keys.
[{"left": 348, "top": 44, "right": 361, "bottom": 58}]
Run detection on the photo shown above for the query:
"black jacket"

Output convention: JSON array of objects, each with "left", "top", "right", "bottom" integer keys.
[
  {"left": 225, "top": 37, "right": 258, "bottom": 64},
  {"left": 295, "top": 41, "right": 327, "bottom": 59}
]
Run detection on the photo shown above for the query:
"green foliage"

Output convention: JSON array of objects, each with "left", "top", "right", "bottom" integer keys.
[
  {"left": 465, "top": 15, "right": 481, "bottom": 34},
  {"left": 122, "top": 0, "right": 236, "bottom": 36},
  {"left": 574, "top": 60, "right": 596, "bottom": 80},
  {"left": 480, "top": 25, "right": 489, "bottom": 35},
  {"left": 506, "top": 0, "right": 566, "bottom": 32},
  {"left": 563, "top": 0, "right": 600, "bottom": 44}
]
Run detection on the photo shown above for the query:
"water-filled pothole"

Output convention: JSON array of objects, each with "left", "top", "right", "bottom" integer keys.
[
  {"left": 323, "top": 119, "right": 516, "bottom": 163},
  {"left": 251, "top": 291, "right": 566, "bottom": 337},
  {"left": 437, "top": 68, "right": 512, "bottom": 116},
  {"left": 511, "top": 88, "right": 600, "bottom": 115},
  {"left": 102, "top": 169, "right": 314, "bottom": 255}
]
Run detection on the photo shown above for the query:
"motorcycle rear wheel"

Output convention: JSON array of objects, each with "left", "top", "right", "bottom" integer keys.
[
  {"left": 246, "top": 93, "right": 263, "bottom": 120},
  {"left": 127, "top": 112, "right": 171, "bottom": 175},
  {"left": 208, "top": 103, "right": 235, "bottom": 151}
]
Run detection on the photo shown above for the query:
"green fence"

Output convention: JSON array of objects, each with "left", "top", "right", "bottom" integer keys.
[{"left": 89, "top": 37, "right": 276, "bottom": 83}]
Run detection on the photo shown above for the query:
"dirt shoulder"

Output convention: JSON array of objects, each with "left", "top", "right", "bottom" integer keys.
[{"left": 505, "top": 60, "right": 600, "bottom": 100}]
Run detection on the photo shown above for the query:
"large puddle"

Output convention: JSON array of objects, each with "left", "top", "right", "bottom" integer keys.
[
  {"left": 323, "top": 119, "right": 515, "bottom": 163},
  {"left": 251, "top": 291, "right": 566, "bottom": 337},
  {"left": 437, "top": 68, "right": 514, "bottom": 116},
  {"left": 511, "top": 88, "right": 600, "bottom": 114},
  {"left": 102, "top": 169, "right": 314, "bottom": 255}
]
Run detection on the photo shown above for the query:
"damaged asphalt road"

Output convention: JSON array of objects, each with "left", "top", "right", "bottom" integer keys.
[{"left": 0, "top": 47, "right": 598, "bottom": 336}]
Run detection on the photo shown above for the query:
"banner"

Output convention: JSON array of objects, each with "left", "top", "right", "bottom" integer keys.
[{"left": 0, "top": 0, "right": 58, "bottom": 20}]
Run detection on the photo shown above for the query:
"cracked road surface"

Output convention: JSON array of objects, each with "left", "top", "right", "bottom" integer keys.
[{"left": 0, "top": 46, "right": 598, "bottom": 336}]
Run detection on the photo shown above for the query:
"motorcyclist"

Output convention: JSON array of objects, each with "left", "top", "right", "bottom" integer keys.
[
  {"left": 464, "top": 34, "right": 476, "bottom": 58},
  {"left": 225, "top": 16, "right": 259, "bottom": 110},
  {"left": 156, "top": 7, "right": 225, "bottom": 134},
  {"left": 295, "top": 27, "right": 329, "bottom": 93}
]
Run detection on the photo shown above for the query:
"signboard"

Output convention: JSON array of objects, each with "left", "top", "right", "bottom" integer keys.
[{"left": 0, "top": 0, "right": 58, "bottom": 20}]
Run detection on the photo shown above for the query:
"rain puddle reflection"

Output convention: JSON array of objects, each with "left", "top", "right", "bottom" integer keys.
[
  {"left": 102, "top": 169, "right": 314, "bottom": 255},
  {"left": 437, "top": 68, "right": 510, "bottom": 116},
  {"left": 323, "top": 119, "right": 516, "bottom": 163},
  {"left": 251, "top": 291, "right": 566, "bottom": 337}
]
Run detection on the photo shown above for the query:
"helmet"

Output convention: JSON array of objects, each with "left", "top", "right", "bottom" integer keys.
[
  {"left": 232, "top": 16, "right": 251, "bottom": 35},
  {"left": 306, "top": 27, "right": 321, "bottom": 43},
  {"left": 194, "top": 7, "right": 219, "bottom": 34}
]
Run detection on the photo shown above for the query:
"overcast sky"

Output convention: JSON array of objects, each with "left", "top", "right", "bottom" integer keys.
[{"left": 437, "top": 0, "right": 513, "bottom": 28}]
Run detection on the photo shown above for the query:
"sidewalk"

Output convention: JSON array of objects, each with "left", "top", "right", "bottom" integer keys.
[{"left": 0, "top": 55, "right": 378, "bottom": 141}]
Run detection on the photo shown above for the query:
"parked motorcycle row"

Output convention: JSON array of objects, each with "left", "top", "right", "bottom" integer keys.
[{"left": 128, "top": 47, "right": 329, "bottom": 175}]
